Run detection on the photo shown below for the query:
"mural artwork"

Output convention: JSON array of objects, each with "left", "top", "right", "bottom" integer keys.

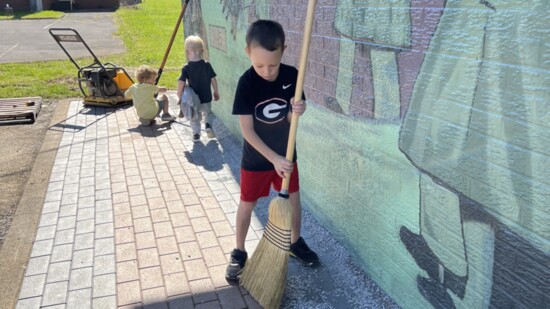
[{"left": 191, "top": 0, "right": 550, "bottom": 307}]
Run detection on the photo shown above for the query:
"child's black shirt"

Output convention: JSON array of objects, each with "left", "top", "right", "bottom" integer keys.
[{"left": 232, "top": 63, "right": 305, "bottom": 171}]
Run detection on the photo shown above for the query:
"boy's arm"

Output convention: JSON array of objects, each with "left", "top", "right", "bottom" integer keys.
[
  {"left": 240, "top": 115, "right": 293, "bottom": 178},
  {"left": 211, "top": 77, "right": 219, "bottom": 101}
]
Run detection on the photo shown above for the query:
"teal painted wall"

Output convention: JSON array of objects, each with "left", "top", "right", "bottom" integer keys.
[{"left": 185, "top": 0, "right": 550, "bottom": 308}]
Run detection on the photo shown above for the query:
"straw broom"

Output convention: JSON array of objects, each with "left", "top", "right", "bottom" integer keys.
[{"left": 240, "top": 1, "right": 317, "bottom": 308}]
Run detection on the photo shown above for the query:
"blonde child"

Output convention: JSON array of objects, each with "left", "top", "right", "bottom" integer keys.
[
  {"left": 125, "top": 65, "right": 175, "bottom": 126},
  {"left": 177, "top": 35, "right": 219, "bottom": 142}
]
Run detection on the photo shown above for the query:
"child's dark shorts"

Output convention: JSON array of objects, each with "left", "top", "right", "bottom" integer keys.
[{"left": 240, "top": 163, "right": 300, "bottom": 202}]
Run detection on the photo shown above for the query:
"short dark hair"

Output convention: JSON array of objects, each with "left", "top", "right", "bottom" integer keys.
[{"left": 246, "top": 19, "right": 285, "bottom": 51}]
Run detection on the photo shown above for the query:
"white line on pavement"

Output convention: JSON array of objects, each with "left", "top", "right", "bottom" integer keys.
[
  {"left": 43, "top": 19, "right": 61, "bottom": 29},
  {"left": 0, "top": 43, "right": 19, "bottom": 59}
]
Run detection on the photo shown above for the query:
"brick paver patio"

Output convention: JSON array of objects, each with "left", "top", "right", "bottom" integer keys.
[{"left": 16, "top": 99, "right": 263, "bottom": 308}]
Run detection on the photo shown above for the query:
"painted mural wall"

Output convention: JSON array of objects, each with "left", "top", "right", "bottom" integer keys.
[{"left": 184, "top": 0, "right": 550, "bottom": 308}]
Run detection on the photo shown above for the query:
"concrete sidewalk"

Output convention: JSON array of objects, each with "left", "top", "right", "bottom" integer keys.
[{"left": 13, "top": 95, "right": 398, "bottom": 309}]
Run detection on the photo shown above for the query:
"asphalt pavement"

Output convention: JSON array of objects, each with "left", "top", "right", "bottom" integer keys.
[{"left": 0, "top": 12, "right": 125, "bottom": 64}]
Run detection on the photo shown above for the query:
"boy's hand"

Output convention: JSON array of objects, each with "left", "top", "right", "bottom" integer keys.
[
  {"left": 213, "top": 91, "right": 220, "bottom": 101},
  {"left": 291, "top": 97, "right": 306, "bottom": 116},
  {"left": 272, "top": 155, "right": 294, "bottom": 179},
  {"left": 158, "top": 86, "right": 167, "bottom": 93}
]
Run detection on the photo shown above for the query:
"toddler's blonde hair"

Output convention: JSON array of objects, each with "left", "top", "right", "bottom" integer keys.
[
  {"left": 135, "top": 65, "right": 157, "bottom": 83},
  {"left": 185, "top": 35, "right": 204, "bottom": 55}
]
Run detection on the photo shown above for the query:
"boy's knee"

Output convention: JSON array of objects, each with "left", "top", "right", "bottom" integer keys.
[{"left": 239, "top": 200, "right": 257, "bottom": 212}]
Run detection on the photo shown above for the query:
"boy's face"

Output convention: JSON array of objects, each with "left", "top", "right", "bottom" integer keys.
[{"left": 245, "top": 44, "right": 285, "bottom": 82}]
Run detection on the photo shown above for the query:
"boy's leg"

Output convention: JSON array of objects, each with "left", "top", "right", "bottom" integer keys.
[
  {"left": 158, "top": 95, "right": 175, "bottom": 121},
  {"left": 273, "top": 164, "right": 320, "bottom": 267},
  {"left": 190, "top": 112, "right": 202, "bottom": 142},
  {"left": 236, "top": 200, "right": 257, "bottom": 251},
  {"left": 289, "top": 191, "right": 302, "bottom": 244},
  {"left": 226, "top": 169, "right": 272, "bottom": 284},
  {"left": 202, "top": 103, "right": 216, "bottom": 138}
]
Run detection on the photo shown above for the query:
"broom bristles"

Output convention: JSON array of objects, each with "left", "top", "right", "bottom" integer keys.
[{"left": 241, "top": 195, "right": 293, "bottom": 309}]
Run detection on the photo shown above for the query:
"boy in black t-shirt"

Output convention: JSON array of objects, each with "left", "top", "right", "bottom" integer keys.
[
  {"left": 177, "top": 35, "right": 220, "bottom": 142},
  {"left": 225, "top": 19, "right": 319, "bottom": 285}
]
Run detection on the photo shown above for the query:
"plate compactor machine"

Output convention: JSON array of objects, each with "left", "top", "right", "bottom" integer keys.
[{"left": 49, "top": 28, "right": 134, "bottom": 107}]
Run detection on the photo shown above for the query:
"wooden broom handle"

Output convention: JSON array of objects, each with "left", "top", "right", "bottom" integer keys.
[
  {"left": 156, "top": 0, "right": 190, "bottom": 85},
  {"left": 281, "top": 0, "right": 317, "bottom": 191}
]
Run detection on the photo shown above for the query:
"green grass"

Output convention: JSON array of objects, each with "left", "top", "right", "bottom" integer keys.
[
  {"left": 0, "top": 0, "right": 186, "bottom": 99},
  {"left": 0, "top": 10, "right": 64, "bottom": 20}
]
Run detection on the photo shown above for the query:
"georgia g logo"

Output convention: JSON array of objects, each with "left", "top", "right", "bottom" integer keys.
[{"left": 254, "top": 98, "right": 288, "bottom": 124}]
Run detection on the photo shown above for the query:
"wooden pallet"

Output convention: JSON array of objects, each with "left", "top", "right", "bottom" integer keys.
[{"left": 0, "top": 97, "right": 42, "bottom": 124}]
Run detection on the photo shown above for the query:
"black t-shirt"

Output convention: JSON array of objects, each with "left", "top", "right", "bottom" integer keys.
[
  {"left": 232, "top": 63, "right": 305, "bottom": 171},
  {"left": 178, "top": 60, "right": 216, "bottom": 103}
]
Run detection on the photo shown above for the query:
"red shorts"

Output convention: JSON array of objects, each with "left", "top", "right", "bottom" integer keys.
[{"left": 240, "top": 164, "right": 300, "bottom": 202}]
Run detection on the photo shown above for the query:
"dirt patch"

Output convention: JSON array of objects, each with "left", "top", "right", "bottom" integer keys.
[{"left": 0, "top": 100, "right": 57, "bottom": 248}]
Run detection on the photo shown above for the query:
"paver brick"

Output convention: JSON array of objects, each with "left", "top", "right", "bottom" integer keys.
[
  {"left": 117, "top": 260, "right": 139, "bottom": 283},
  {"left": 184, "top": 259, "right": 208, "bottom": 281},
  {"left": 15, "top": 297, "right": 42, "bottom": 309},
  {"left": 93, "top": 273, "right": 116, "bottom": 298},
  {"left": 59, "top": 204, "right": 78, "bottom": 217},
  {"left": 94, "top": 254, "right": 116, "bottom": 276},
  {"left": 31, "top": 239, "right": 54, "bottom": 257},
  {"left": 137, "top": 248, "right": 160, "bottom": 268},
  {"left": 139, "top": 266, "right": 164, "bottom": 290},
  {"left": 74, "top": 233, "right": 94, "bottom": 250},
  {"left": 66, "top": 288, "right": 92, "bottom": 309},
  {"left": 18, "top": 274, "right": 46, "bottom": 299},
  {"left": 117, "top": 280, "right": 142, "bottom": 306},
  {"left": 50, "top": 243, "right": 73, "bottom": 263},
  {"left": 130, "top": 194, "right": 148, "bottom": 207},
  {"left": 95, "top": 222, "right": 114, "bottom": 239},
  {"left": 189, "top": 278, "right": 217, "bottom": 304},
  {"left": 47, "top": 261, "right": 71, "bottom": 283},
  {"left": 201, "top": 247, "right": 226, "bottom": 267},
  {"left": 136, "top": 231, "right": 157, "bottom": 250},
  {"left": 196, "top": 231, "right": 218, "bottom": 249},
  {"left": 69, "top": 267, "right": 92, "bottom": 291},
  {"left": 156, "top": 236, "right": 179, "bottom": 255},
  {"left": 115, "top": 227, "right": 135, "bottom": 245},
  {"left": 41, "top": 281, "right": 68, "bottom": 307},
  {"left": 114, "top": 202, "right": 132, "bottom": 215},
  {"left": 159, "top": 253, "right": 184, "bottom": 275},
  {"left": 57, "top": 216, "right": 76, "bottom": 231},
  {"left": 150, "top": 208, "right": 170, "bottom": 223},
  {"left": 153, "top": 221, "right": 174, "bottom": 238},
  {"left": 164, "top": 272, "right": 190, "bottom": 297},
  {"left": 76, "top": 218, "right": 95, "bottom": 235},
  {"left": 204, "top": 209, "right": 226, "bottom": 223},
  {"left": 186, "top": 205, "right": 205, "bottom": 219},
  {"left": 133, "top": 217, "right": 153, "bottom": 233},
  {"left": 181, "top": 193, "right": 200, "bottom": 206},
  {"left": 216, "top": 286, "right": 247, "bottom": 309},
  {"left": 142, "top": 286, "right": 167, "bottom": 305},
  {"left": 93, "top": 295, "right": 117, "bottom": 309},
  {"left": 116, "top": 242, "right": 138, "bottom": 262},
  {"left": 190, "top": 217, "right": 212, "bottom": 233}
]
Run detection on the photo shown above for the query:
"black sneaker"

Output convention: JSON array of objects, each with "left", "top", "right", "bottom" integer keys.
[
  {"left": 290, "top": 237, "right": 320, "bottom": 267},
  {"left": 193, "top": 134, "right": 200, "bottom": 142},
  {"left": 225, "top": 248, "right": 248, "bottom": 285},
  {"left": 205, "top": 123, "right": 216, "bottom": 138}
]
